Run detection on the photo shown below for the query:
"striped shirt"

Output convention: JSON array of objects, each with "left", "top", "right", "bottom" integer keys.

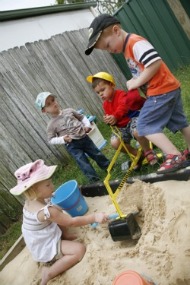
[{"left": 123, "top": 33, "right": 180, "bottom": 96}]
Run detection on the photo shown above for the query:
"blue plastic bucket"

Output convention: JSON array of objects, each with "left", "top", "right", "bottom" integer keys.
[{"left": 51, "top": 180, "right": 88, "bottom": 216}]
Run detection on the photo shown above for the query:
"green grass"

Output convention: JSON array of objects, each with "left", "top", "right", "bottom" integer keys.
[
  {"left": 0, "top": 218, "right": 22, "bottom": 259},
  {"left": 1, "top": 64, "right": 190, "bottom": 260}
]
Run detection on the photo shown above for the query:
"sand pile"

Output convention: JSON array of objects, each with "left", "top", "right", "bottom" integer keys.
[{"left": 1, "top": 179, "right": 190, "bottom": 285}]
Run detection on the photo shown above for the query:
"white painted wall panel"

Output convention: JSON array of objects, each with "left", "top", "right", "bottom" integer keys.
[{"left": 0, "top": 9, "right": 94, "bottom": 52}]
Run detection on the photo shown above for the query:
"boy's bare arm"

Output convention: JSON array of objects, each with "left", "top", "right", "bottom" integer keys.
[{"left": 126, "top": 60, "right": 161, "bottom": 90}]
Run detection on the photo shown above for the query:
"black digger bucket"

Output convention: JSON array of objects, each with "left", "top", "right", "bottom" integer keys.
[{"left": 108, "top": 213, "right": 141, "bottom": 242}]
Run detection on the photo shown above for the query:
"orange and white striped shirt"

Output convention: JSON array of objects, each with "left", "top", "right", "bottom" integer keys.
[{"left": 123, "top": 33, "right": 180, "bottom": 96}]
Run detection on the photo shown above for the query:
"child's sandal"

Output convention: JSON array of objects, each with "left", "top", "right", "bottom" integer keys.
[
  {"left": 181, "top": 149, "right": 190, "bottom": 167},
  {"left": 144, "top": 150, "right": 158, "bottom": 166},
  {"left": 182, "top": 149, "right": 190, "bottom": 159},
  {"left": 157, "top": 154, "right": 186, "bottom": 174}
]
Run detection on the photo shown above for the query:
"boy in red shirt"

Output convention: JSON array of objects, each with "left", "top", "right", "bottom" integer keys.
[{"left": 86, "top": 71, "right": 158, "bottom": 167}]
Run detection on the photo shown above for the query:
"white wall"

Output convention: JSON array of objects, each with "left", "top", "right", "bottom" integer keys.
[
  {"left": 0, "top": 9, "right": 95, "bottom": 52},
  {"left": 0, "top": 0, "right": 55, "bottom": 11}
]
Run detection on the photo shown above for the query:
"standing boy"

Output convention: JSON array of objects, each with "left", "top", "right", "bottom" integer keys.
[
  {"left": 35, "top": 92, "right": 110, "bottom": 182},
  {"left": 85, "top": 14, "right": 190, "bottom": 174}
]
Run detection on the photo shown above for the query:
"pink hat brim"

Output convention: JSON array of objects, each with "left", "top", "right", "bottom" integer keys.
[{"left": 10, "top": 165, "right": 57, "bottom": 196}]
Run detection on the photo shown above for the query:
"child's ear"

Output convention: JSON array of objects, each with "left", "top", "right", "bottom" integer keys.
[{"left": 113, "top": 25, "right": 120, "bottom": 35}]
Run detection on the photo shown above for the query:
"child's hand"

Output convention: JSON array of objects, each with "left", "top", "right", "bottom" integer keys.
[
  {"left": 103, "top": 115, "right": 117, "bottom": 125},
  {"left": 126, "top": 78, "right": 138, "bottom": 90},
  {"left": 64, "top": 135, "right": 72, "bottom": 143},
  {"left": 103, "top": 114, "right": 110, "bottom": 124},
  {"left": 94, "top": 212, "right": 108, "bottom": 224},
  {"left": 84, "top": 127, "right": 92, "bottom": 133}
]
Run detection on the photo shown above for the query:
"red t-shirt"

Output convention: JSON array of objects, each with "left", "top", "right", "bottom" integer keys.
[{"left": 103, "top": 89, "right": 146, "bottom": 127}]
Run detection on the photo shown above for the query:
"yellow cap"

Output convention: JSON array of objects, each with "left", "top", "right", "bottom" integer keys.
[{"left": 86, "top": 72, "right": 115, "bottom": 85}]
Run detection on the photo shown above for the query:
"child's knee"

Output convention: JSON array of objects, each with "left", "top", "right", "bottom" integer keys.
[
  {"left": 76, "top": 243, "right": 86, "bottom": 261},
  {"left": 133, "top": 129, "right": 138, "bottom": 139},
  {"left": 110, "top": 137, "right": 120, "bottom": 150}
]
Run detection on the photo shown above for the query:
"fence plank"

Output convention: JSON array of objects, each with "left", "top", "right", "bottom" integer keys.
[{"left": 0, "top": 28, "right": 127, "bottom": 231}]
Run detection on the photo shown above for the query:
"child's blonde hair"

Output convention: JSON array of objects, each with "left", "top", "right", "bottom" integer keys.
[
  {"left": 95, "top": 24, "right": 121, "bottom": 45},
  {"left": 23, "top": 184, "right": 38, "bottom": 200}
]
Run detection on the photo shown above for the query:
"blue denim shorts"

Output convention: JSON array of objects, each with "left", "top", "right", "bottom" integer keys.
[
  {"left": 137, "top": 88, "right": 189, "bottom": 136},
  {"left": 111, "top": 117, "right": 138, "bottom": 144}
]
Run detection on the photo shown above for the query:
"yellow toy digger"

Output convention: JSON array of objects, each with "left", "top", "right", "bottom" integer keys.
[{"left": 104, "top": 126, "right": 162, "bottom": 241}]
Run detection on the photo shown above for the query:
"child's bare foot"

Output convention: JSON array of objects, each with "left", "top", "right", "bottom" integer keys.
[{"left": 41, "top": 266, "right": 50, "bottom": 285}]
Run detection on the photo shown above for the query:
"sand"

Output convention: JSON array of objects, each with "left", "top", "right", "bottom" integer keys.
[{"left": 1, "top": 179, "right": 190, "bottom": 285}]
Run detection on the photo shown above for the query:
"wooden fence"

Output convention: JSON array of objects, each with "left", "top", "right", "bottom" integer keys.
[{"left": 0, "top": 28, "right": 126, "bottom": 234}]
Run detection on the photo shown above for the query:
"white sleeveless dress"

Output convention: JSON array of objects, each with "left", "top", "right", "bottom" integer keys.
[{"left": 22, "top": 204, "right": 62, "bottom": 262}]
